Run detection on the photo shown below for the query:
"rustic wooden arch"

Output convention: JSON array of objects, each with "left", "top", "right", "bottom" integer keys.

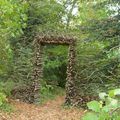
[{"left": 30, "top": 35, "right": 77, "bottom": 105}]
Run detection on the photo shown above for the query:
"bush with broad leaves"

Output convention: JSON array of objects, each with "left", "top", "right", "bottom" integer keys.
[{"left": 82, "top": 89, "right": 120, "bottom": 120}]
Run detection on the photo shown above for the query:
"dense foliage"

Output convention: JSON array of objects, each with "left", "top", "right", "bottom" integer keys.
[
  {"left": 0, "top": 0, "right": 28, "bottom": 75},
  {"left": 75, "top": 0, "right": 120, "bottom": 99}
]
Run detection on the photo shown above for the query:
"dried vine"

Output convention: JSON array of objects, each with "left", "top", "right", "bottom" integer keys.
[{"left": 30, "top": 35, "right": 77, "bottom": 105}]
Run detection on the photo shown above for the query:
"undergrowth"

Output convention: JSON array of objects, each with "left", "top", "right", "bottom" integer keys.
[
  {"left": 40, "top": 81, "right": 65, "bottom": 104},
  {"left": 0, "top": 80, "right": 15, "bottom": 112}
]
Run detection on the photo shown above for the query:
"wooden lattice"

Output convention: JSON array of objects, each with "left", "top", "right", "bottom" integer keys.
[{"left": 30, "top": 35, "right": 77, "bottom": 105}]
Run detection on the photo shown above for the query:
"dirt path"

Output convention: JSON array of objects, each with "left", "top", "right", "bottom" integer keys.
[{"left": 0, "top": 96, "right": 84, "bottom": 120}]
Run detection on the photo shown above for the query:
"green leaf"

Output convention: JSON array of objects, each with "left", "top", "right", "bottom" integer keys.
[
  {"left": 102, "top": 98, "right": 118, "bottom": 112},
  {"left": 107, "top": 97, "right": 118, "bottom": 107},
  {"left": 109, "top": 90, "right": 115, "bottom": 97},
  {"left": 114, "top": 89, "right": 120, "bottom": 96},
  {"left": 87, "top": 101, "right": 101, "bottom": 112},
  {"left": 82, "top": 112, "right": 98, "bottom": 120},
  {"left": 109, "top": 99, "right": 118, "bottom": 108},
  {"left": 99, "top": 92, "right": 107, "bottom": 100},
  {"left": 102, "top": 105, "right": 111, "bottom": 112},
  {"left": 109, "top": 89, "right": 120, "bottom": 97},
  {"left": 99, "top": 112, "right": 110, "bottom": 120},
  {"left": 116, "top": 116, "right": 120, "bottom": 120}
]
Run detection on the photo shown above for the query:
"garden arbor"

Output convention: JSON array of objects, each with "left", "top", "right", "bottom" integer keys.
[{"left": 31, "top": 35, "right": 77, "bottom": 105}]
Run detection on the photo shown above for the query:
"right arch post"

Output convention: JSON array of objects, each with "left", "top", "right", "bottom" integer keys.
[{"left": 65, "top": 43, "right": 77, "bottom": 105}]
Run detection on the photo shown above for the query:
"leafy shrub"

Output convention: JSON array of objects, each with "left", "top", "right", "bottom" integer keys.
[
  {"left": 0, "top": 102, "right": 13, "bottom": 113},
  {"left": 0, "top": 80, "right": 15, "bottom": 96},
  {"left": 0, "top": 92, "right": 13, "bottom": 112},
  {"left": 0, "top": 81, "right": 14, "bottom": 112},
  {"left": 40, "top": 81, "right": 65, "bottom": 104},
  {"left": 82, "top": 89, "right": 120, "bottom": 120},
  {"left": 0, "top": 92, "right": 7, "bottom": 106}
]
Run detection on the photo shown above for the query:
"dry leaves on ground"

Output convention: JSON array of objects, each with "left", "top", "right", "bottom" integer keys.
[{"left": 0, "top": 96, "right": 85, "bottom": 120}]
